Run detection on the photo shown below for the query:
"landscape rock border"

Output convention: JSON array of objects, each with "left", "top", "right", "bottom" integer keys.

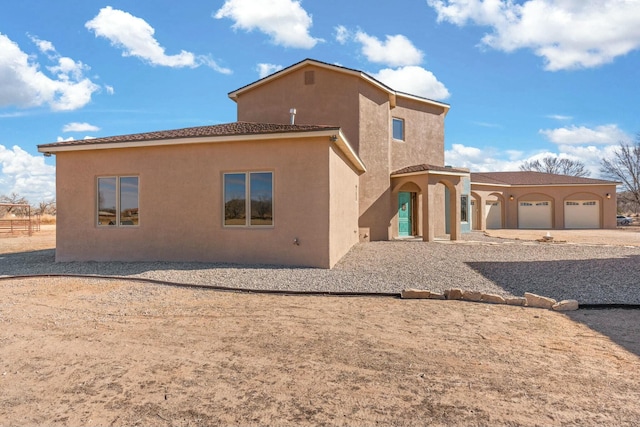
[{"left": 401, "top": 288, "right": 579, "bottom": 311}]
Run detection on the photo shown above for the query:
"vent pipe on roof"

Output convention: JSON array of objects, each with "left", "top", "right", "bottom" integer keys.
[{"left": 289, "top": 108, "right": 296, "bottom": 125}]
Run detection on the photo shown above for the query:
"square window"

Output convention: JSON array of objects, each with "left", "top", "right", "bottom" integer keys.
[
  {"left": 392, "top": 118, "right": 405, "bottom": 141},
  {"left": 97, "top": 176, "right": 139, "bottom": 226},
  {"left": 224, "top": 172, "right": 273, "bottom": 227}
]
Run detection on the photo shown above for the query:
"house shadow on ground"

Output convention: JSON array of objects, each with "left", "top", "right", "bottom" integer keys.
[{"left": 466, "top": 256, "right": 640, "bottom": 358}]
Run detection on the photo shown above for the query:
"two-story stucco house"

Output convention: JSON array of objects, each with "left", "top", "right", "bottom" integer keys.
[{"left": 37, "top": 58, "right": 618, "bottom": 268}]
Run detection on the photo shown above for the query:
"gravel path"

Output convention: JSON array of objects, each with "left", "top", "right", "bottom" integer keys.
[{"left": 1, "top": 231, "right": 639, "bottom": 304}]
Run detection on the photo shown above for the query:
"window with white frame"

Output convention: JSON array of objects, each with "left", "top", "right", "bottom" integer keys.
[
  {"left": 392, "top": 117, "right": 405, "bottom": 141},
  {"left": 224, "top": 172, "right": 273, "bottom": 227},
  {"left": 97, "top": 176, "right": 139, "bottom": 226}
]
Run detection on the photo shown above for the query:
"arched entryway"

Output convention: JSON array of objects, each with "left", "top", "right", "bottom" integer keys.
[{"left": 390, "top": 165, "right": 469, "bottom": 241}]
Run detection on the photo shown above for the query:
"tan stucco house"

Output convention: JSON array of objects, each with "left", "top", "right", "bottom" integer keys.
[{"left": 37, "top": 59, "right": 619, "bottom": 268}]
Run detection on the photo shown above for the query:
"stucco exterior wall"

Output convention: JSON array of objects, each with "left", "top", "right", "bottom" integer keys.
[
  {"left": 55, "top": 137, "right": 359, "bottom": 268},
  {"left": 235, "top": 65, "right": 362, "bottom": 153},
  {"left": 390, "top": 96, "right": 446, "bottom": 172},
  {"left": 356, "top": 82, "right": 393, "bottom": 241},
  {"left": 328, "top": 144, "right": 360, "bottom": 266},
  {"left": 233, "top": 62, "right": 449, "bottom": 242},
  {"left": 471, "top": 184, "right": 618, "bottom": 229}
]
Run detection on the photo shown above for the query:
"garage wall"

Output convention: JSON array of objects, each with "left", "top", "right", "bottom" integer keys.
[{"left": 470, "top": 185, "right": 618, "bottom": 230}]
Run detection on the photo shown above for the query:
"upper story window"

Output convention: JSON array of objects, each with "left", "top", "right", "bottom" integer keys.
[
  {"left": 392, "top": 118, "right": 405, "bottom": 141},
  {"left": 97, "top": 176, "right": 139, "bottom": 227},
  {"left": 224, "top": 172, "right": 273, "bottom": 227}
]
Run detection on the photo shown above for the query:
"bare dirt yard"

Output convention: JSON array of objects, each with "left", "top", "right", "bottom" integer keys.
[{"left": 1, "top": 226, "right": 640, "bottom": 426}]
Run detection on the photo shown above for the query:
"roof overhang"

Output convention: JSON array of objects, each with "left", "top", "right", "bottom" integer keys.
[
  {"left": 471, "top": 181, "right": 619, "bottom": 188},
  {"left": 392, "top": 169, "right": 470, "bottom": 178},
  {"left": 38, "top": 128, "right": 366, "bottom": 174},
  {"left": 228, "top": 58, "right": 450, "bottom": 114}
]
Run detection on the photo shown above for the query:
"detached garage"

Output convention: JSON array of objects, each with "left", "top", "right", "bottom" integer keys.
[{"left": 470, "top": 171, "right": 619, "bottom": 230}]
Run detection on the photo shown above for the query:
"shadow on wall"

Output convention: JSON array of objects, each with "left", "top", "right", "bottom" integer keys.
[{"left": 358, "top": 188, "right": 392, "bottom": 241}]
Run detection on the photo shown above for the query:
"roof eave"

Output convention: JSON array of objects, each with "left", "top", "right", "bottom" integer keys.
[
  {"left": 228, "top": 58, "right": 450, "bottom": 112},
  {"left": 37, "top": 128, "right": 367, "bottom": 174}
]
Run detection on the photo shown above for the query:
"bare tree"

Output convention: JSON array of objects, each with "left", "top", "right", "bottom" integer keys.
[
  {"left": 520, "top": 156, "right": 590, "bottom": 177},
  {"left": 37, "top": 199, "right": 57, "bottom": 215},
  {"left": 0, "top": 193, "right": 29, "bottom": 217},
  {"left": 601, "top": 135, "right": 640, "bottom": 213}
]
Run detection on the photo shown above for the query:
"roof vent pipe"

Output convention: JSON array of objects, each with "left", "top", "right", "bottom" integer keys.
[{"left": 289, "top": 108, "right": 296, "bottom": 125}]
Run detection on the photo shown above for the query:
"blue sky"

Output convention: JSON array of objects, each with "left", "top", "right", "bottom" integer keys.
[{"left": 1, "top": 0, "right": 639, "bottom": 204}]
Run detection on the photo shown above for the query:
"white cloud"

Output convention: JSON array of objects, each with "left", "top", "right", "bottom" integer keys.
[
  {"left": 335, "top": 25, "right": 350, "bottom": 44},
  {"left": 445, "top": 143, "right": 522, "bottom": 171},
  {"left": 0, "top": 33, "right": 100, "bottom": 111},
  {"left": 372, "top": 66, "right": 450, "bottom": 100},
  {"left": 427, "top": 0, "right": 640, "bottom": 70},
  {"left": 86, "top": 6, "right": 231, "bottom": 74},
  {"left": 547, "top": 114, "right": 572, "bottom": 121},
  {"left": 105, "top": 85, "right": 115, "bottom": 95},
  {"left": 215, "top": 0, "right": 321, "bottom": 49},
  {"left": 445, "top": 142, "right": 621, "bottom": 178},
  {"left": 257, "top": 63, "right": 283, "bottom": 78},
  {"left": 0, "top": 145, "right": 55, "bottom": 203},
  {"left": 63, "top": 122, "right": 100, "bottom": 133},
  {"left": 28, "top": 34, "right": 55, "bottom": 55},
  {"left": 355, "top": 32, "right": 424, "bottom": 67},
  {"left": 540, "top": 124, "right": 631, "bottom": 145}
]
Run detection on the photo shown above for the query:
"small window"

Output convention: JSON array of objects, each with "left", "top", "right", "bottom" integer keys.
[
  {"left": 224, "top": 172, "right": 273, "bottom": 227},
  {"left": 521, "top": 202, "right": 533, "bottom": 206},
  {"left": 583, "top": 201, "right": 596, "bottom": 206},
  {"left": 536, "top": 202, "right": 549, "bottom": 206},
  {"left": 97, "top": 176, "right": 139, "bottom": 226},
  {"left": 460, "top": 195, "right": 469, "bottom": 222},
  {"left": 566, "top": 201, "right": 579, "bottom": 206},
  {"left": 392, "top": 118, "right": 404, "bottom": 141}
]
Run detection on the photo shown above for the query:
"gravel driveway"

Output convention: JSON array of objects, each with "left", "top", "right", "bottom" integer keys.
[{"left": 1, "top": 231, "right": 639, "bottom": 304}]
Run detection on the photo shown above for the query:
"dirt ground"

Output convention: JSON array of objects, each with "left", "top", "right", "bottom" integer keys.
[{"left": 1, "top": 227, "right": 640, "bottom": 426}]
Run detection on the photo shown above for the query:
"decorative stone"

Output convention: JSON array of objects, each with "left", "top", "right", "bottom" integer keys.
[
  {"left": 481, "top": 293, "right": 506, "bottom": 304},
  {"left": 445, "top": 289, "right": 463, "bottom": 300},
  {"left": 524, "top": 292, "right": 557, "bottom": 309},
  {"left": 461, "top": 290, "right": 482, "bottom": 302},
  {"left": 552, "top": 300, "right": 579, "bottom": 311},
  {"left": 505, "top": 297, "right": 527, "bottom": 306},
  {"left": 428, "top": 292, "right": 446, "bottom": 300},
  {"left": 401, "top": 289, "right": 431, "bottom": 299}
]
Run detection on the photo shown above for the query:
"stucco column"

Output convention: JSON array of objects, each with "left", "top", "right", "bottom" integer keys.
[
  {"left": 447, "top": 178, "right": 462, "bottom": 241},
  {"left": 422, "top": 182, "right": 434, "bottom": 242}
]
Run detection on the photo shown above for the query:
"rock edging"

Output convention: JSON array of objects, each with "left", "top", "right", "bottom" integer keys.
[{"left": 401, "top": 288, "right": 579, "bottom": 311}]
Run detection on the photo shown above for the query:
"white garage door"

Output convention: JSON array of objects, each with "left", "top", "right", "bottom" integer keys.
[
  {"left": 565, "top": 200, "right": 599, "bottom": 228},
  {"left": 485, "top": 201, "right": 502, "bottom": 229},
  {"left": 518, "top": 201, "right": 552, "bottom": 229}
]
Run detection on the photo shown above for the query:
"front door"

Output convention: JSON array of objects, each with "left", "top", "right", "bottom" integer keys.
[{"left": 398, "top": 192, "right": 412, "bottom": 237}]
